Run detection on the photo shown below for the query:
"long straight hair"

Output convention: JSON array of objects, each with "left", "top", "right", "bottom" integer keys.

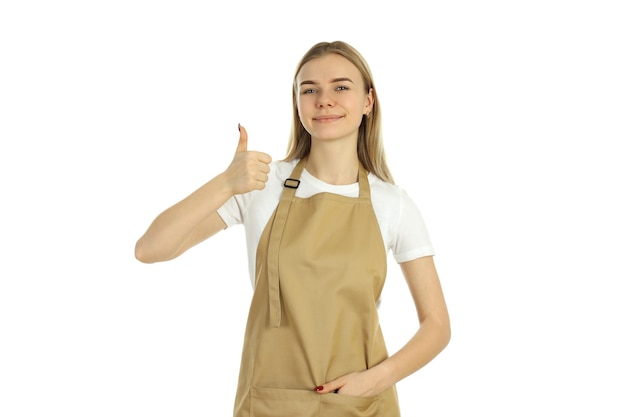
[{"left": 284, "top": 41, "right": 394, "bottom": 183}]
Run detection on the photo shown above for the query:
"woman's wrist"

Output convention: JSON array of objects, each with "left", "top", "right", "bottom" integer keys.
[{"left": 370, "top": 360, "right": 396, "bottom": 393}]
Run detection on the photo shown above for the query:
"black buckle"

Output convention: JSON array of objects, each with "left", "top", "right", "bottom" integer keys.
[{"left": 284, "top": 178, "right": 300, "bottom": 189}]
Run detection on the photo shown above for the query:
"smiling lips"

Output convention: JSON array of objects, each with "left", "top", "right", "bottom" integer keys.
[{"left": 313, "top": 115, "right": 344, "bottom": 123}]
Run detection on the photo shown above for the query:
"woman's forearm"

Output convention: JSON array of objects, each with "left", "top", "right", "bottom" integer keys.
[
  {"left": 375, "top": 316, "right": 451, "bottom": 390},
  {"left": 134, "top": 172, "right": 232, "bottom": 263}
]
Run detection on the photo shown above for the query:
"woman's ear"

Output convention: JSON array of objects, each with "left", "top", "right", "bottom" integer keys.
[{"left": 364, "top": 87, "right": 375, "bottom": 116}]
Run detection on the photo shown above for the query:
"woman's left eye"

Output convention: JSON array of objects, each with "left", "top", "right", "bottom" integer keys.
[{"left": 336, "top": 85, "right": 348, "bottom": 91}]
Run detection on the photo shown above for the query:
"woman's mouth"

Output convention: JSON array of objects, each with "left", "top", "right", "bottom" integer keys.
[{"left": 313, "top": 115, "right": 343, "bottom": 123}]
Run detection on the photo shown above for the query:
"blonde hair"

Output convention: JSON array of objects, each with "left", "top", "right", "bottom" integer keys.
[{"left": 285, "top": 41, "right": 394, "bottom": 183}]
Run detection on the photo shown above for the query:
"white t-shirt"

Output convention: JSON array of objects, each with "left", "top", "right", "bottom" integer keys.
[{"left": 217, "top": 159, "right": 435, "bottom": 287}]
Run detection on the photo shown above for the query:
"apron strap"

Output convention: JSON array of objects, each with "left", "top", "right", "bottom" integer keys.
[
  {"left": 357, "top": 164, "right": 370, "bottom": 202},
  {"left": 267, "top": 159, "right": 306, "bottom": 327}
]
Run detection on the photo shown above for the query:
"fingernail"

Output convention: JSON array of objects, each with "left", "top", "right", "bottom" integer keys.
[
  {"left": 314, "top": 386, "right": 323, "bottom": 392},
  {"left": 238, "top": 123, "right": 241, "bottom": 131}
]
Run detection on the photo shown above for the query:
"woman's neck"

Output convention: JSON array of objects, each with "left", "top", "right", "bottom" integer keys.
[{"left": 306, "top": 141, "right": 359, "bottom": 185}]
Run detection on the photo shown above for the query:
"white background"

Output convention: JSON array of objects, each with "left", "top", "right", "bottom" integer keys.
[{"left": 1, "top": 0, "right": 625, "bottom": 416}]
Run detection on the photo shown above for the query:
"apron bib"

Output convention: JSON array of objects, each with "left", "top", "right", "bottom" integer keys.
[{"left": 233, "top": 159, "right": 401, "bottom": 417}]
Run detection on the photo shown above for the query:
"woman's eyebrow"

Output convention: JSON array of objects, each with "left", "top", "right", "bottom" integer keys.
[
  {"left": 330, "top": 77, "right": 354, "bottom": 84},
  {"left": 299, "top": 77, "right": 355, "bottom": 87}
]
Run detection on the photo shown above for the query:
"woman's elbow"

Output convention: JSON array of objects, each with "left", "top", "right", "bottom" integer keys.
[
  {"left": 426, "top": 311, "right": 451, "bottom": 351},
  {"left": 439, "top": 314, "right": 452, "bottom": 349},
  {"left": 134, "top": 239, "right": 153, "bottom": 263},
  {"left": 134, "top": 238, "right": 169, "bottom": 264},
  {"left": 441, "top": 323, "right": 452, "bottom": 350}
]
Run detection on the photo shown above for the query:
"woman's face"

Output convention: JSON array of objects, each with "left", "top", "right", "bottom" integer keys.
[{"left": 296, "top": 53, "right": 373, "bottom": 144}]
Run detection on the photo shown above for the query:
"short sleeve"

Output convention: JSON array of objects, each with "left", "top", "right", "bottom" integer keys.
[
  {"left": 391, "top": 189, "right": 435, "bottom": 263},
  {"left": 217, "top": 193, "right": 249, "bottom": 227}
]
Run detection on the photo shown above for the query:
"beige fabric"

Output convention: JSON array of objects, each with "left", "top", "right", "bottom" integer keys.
[{"left": 234, "top": 159, "right": 401, "bottom": 417}]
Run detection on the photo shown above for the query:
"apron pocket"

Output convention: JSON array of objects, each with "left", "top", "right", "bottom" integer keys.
[
  {"left": 320, "top": 392, "right": 379, "bottom": 417},
  {"left": 250, "top": 386, "right": 319, "bottom": 417}
]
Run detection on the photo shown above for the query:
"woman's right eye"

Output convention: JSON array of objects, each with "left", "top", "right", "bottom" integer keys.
[{"left": 302, "top": 88, "right": 316, "bottom": 94}]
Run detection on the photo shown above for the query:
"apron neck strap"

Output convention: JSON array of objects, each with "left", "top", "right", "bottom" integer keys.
[{"left": 282, "top": 158, "right": 371, "bottom": 200}]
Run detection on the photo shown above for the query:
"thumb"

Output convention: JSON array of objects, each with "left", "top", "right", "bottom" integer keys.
[{"left": 235, "top": 123, "right": 248, "bottom": 154}]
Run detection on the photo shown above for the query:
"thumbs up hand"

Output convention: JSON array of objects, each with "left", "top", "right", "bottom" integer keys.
[{"left": 223, "top": 124, "right": 272, "bottom": 195}]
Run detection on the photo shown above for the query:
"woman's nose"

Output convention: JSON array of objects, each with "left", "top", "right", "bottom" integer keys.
[{"left": 316, "top": 91, "right": 334, "bottom": 107}]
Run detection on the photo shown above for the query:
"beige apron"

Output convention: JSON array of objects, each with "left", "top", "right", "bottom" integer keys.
[{"left": 233, "top": 159, "right": 401, "bottom": 417}]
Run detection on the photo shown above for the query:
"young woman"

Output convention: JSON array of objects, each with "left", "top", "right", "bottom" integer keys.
[{"left": 136, "top": 41, "right": 450, "bottom": 417}]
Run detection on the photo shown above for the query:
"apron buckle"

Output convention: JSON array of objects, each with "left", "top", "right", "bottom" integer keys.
[{"left": 284, "top": 178, "right": 300, "bottom": 189}]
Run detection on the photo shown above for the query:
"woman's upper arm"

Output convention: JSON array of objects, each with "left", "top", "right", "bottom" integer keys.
[{"left": 399, "top": 256, "right": 450, "bottom": 329}]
